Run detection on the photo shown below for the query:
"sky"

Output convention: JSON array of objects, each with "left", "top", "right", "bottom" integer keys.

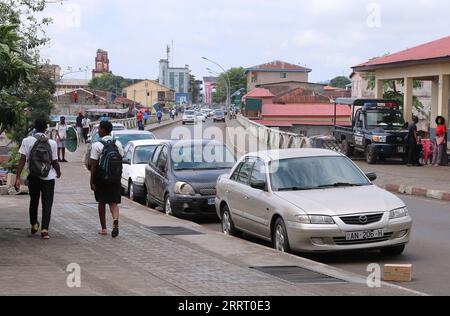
[{"left": 40, "top": 0, "right": 450, "bottom": 83}]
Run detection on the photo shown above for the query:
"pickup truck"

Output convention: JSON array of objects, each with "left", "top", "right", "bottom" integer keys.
[{"left": 333, "top": 98, "right": 409, "bottom": 165}]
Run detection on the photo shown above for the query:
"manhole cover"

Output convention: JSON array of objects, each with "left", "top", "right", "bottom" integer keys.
[
  {"left": 250, "top": 266, "right": 346, "bottom": 284},
  {"left": 145, "top": 226, "right": 204, "bottom": 236}
]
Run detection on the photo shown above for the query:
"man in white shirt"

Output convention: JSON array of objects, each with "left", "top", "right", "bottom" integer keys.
[
  {"left": 15, "top": 118, "right": 62, "bottom": 240},
  {"left": 82, "top": 116, "right": 91, "bottom": 143},
  {"left": 56, "top": 116, "right": 68, "bottom": 162},
  {"left": 90, "top": 121, "right": 124, "bottom": 238}
]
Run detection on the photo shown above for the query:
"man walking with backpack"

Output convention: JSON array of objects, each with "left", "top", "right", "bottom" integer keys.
[
  {"left": 15, "top": 118, "right": 61, "bottom": 240},
  {"left": 90, "top": 121, "right": 124, "bottom": 238}
]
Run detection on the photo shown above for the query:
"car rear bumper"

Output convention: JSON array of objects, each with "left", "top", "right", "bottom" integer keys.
[{"left": 285, "top": 217, "right": 412, "bottom": 253}]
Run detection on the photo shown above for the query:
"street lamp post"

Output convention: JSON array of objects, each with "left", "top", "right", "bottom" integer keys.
[{"left": 202, "top": 57, "right": 231, "bottom": 109}]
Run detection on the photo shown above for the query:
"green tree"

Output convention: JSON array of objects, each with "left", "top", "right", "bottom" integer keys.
[
  {"left": 213, "top": 67, "right": 247, "bottom": 103},
  {"left": 330, "top": 76, "right": 351, "bottom": 89},
  {"left": 89, "top": 73, "right": 135, "bottom": 95},
  {"left": 189, "top": 74, "right": 201, "bottom": 104}
]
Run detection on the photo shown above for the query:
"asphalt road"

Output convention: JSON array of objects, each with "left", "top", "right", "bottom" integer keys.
[{"left": 151, "top": 119, "right": 450, "bottom": 296}]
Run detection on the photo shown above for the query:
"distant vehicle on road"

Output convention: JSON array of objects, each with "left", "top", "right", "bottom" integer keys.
[
  {"left": 213, "top": 110, "right": 226, "bottom": 123},
  {"left": 112, "top": 130, "right": 156, "bottom": 148},
  {"left": 216, "top": 148, "right": 412, "bottom": 255},
  {"left": 121, "top": 140, "right": 166, "bottom": 201},
  {"left": 196, "top": 112, "right": 207, "bottom": 122},
  {"left": 145, "top": 139, "right": 236, "bottom": 218},
  {"left": 333, "top": 98, "right": 409, "bottom": 165},
  {"left": 182, "top": 110, "right": 197, "bottom": 125}
]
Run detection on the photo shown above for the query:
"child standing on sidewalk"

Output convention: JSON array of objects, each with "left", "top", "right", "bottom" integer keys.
[
  {"left": 15, "top": 118, "right": 62, "bottom": 240},
  {"left": 90, "top": 121, "right": 124, "bottom": 238}
]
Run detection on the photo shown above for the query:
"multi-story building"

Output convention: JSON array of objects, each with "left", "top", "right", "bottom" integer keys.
[
  {"left": 159, "top": 59, "right": 191, "bottom": 104},
  {"left": 203, "top": 77, "right": 218, "bottom": 105},
  {"left": 245, "top": 60, "right": 312, "bottom": 91},
  {"left": 92, "top": 49, "right": 110, "bottom": 79},
  {"left": 123, "top": 80, "right": 175, "bottom": 111}
]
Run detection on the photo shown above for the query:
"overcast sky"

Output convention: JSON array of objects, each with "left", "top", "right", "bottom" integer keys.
[{"left": 40, "top": 0, "right": 450, "bottom": 83}]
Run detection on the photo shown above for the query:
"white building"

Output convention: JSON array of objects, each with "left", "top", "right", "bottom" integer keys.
[{"left": 158, "top": 59, "right": 190, "bottom": 95}]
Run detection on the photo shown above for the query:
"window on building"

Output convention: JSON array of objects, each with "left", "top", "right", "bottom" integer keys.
[
  {"left": 280, "top": 73, "right": 287, "bottom": 79},
  {"left": 169, "top": 72, "right": 175, "bottom": 89},
  {"left": 179, "top": 72, "right": 185, "bottom": 92},
  {"left": 251, "top": 72, "right": 258, "bottom": 83}
]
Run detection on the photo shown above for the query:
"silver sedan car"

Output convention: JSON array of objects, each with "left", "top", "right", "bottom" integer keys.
[{"left": 215, "top": 149, "right": 413, "bottom": 255}]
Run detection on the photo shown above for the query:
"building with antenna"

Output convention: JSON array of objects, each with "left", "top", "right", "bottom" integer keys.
[{"left": 158, "top": 45, "right": 191, "bottom": 104}]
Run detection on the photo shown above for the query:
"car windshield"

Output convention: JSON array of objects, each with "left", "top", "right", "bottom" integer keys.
[
  {"left": 185, "top": 111, "right": 195, "bottom": 116},
  {"left": 115, "top": 133, "right": 155, "bottom": 147},
  {"left": 133, "top": 145, "right": 158, "bottom": 164},
  {"left": 215, "top": 111, "right": 224, "bottom": 116},
  {"left": 172, "top": 143, "right": 236, "bottom": 171},
  {"left": 270, "top": 156, "right": 370, "bottom": 191},
  {"left": 366, "top": 111, "right": 405, "bottom": 129}
]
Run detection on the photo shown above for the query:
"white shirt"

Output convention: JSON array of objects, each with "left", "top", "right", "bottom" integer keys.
[
  {"left": 90, "top": 136, "right": 124, "bottom": 161},
  {"left": 56, "top": 123, "right": 68, "bottom": 139},
  {"left": 19, "top": 133, "right": 58, "bottom": 180}
]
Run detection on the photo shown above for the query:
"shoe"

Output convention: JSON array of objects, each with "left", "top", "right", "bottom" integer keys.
[
  {"left": 112, "top": 220, "right": 119, "bottom": 238},
  {"left": 62, "top": 159, "right": 68, "bottom": 163},
  {"left": 41, "top": 230, "right": 50, "bottom": 240}
]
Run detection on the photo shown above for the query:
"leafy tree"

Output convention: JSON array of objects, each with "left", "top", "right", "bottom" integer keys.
[
  {"left": 89, "top": 73, "right": 136, "bottom": 95},
  {"left": 189, "top": 74, "right": 201, "bottom": 104},
  {"left": 213, "top": 67, "right": 247, "bottom": 103},
  {"left": 330, "top": 76, "right": 351, "bottom": 89}
]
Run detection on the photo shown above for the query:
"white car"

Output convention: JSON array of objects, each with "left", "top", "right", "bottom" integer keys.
[
  {"left": 121, "top": 140, "right": 166, "bottom": 201},
  {"left": 196, "top": 112, "right": 207, "bottom": 122},
  {"left": 182, "top": 110, "right": 196, "bottom": 125},
  {"left": 216, "top": 149, "right": 413, "bottom": 255}
]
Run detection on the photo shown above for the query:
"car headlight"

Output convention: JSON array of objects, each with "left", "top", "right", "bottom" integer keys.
[
  {"left": 175, "top": 182, "right": 196, "bottom": 196},
  {"left": 135, "top": 177, "right": 145, "bottom": 184},
  {"left": 296, "top": 215, "right": 335, "bottom": 225},
  {"left": 372, "top": 135, "right": 387, "bottom": 143},
  {"left": 390, "top": 207, "right": 409, "bottom": 219}
]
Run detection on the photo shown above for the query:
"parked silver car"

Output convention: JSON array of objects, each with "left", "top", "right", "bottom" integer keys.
[{"left": 215, "top": 149, "right": 413, "bottom": 255}]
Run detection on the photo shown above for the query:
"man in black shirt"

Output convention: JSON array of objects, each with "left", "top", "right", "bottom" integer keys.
[{"left": 407, "top": 116, "right": 421, "bottom": 166}]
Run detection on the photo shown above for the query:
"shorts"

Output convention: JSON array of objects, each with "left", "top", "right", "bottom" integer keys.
[
  {"left": 94, "top": 181, "right": 122, "bottom": 204},
  {"left": 57, "top": 139, "right": 66, "bottom": 148}
]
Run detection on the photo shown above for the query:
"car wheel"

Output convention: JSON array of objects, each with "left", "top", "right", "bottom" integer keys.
[
  {"left": 366, "top": 145, "right": 378, "bottom": 165},
  {"left": 164, "top": 195, "right": 173, "bottom": 216},
  {"left": 222, "top": 206, "right": 238, "bottom": 237},
  {"left": 381, "top": 245, "right": 406, "bottom": 256},
  {"left": 273, "top": 218, "right": 291, "bottom": 253},
  {"left": 129, "top": 181, "right": 136, "bottom": 201}
]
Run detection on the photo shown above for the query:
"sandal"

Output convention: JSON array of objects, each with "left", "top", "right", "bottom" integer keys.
[
  {"left": 31, "top": 222, "right": 40, "bottom": 236},
  {"left": 41, "top": 231, "right": 50, "bottom": 240},
  {"left": 112, "top": 220, "right": 119, "bottom": 239},
  {"left": 99, "top": 229, "right": 108, "bottom": 236}
]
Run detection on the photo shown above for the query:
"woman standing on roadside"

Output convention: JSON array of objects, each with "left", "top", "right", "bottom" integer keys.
[{"left": 432, "top": 116, "right": 448, "bottom": 166}]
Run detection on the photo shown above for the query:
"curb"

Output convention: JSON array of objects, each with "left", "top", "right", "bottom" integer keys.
[
  {"left": 384, "top": 184, "right": 450, "bottom": 201},
  {"left": 146, "top": 119, "right": 182, "bottom": 132}
]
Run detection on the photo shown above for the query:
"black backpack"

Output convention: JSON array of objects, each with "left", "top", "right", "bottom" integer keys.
[
  {"left": 97, "top": 140, "right": 123, "bottom": 184},
  {"left": 29, "top": 135, "right": 53, "bottom": 178}
]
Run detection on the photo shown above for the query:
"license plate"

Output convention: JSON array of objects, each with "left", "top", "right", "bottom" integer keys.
[
  {"left": 398, "top": 146, "right": 405, "bottom": 153},
  {"left": 346, "top": 229, "right": 384, "bottom": 241},
  {"left": 208, "top": 198, "right": 216, "bottom": 205}
]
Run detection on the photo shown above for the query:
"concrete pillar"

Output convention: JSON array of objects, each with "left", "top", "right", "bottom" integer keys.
[
  {"left": 431, "top": 79, "right": 439, "bottom": 129},
  {"left": 438, "top": 74, "right": 450, "bottom": 123},
  {"left": 375, "top": 79, "right": 384, "bottom": 99},
  {"left": 403, "top": 77, "right": 414, "bottom": 122}
]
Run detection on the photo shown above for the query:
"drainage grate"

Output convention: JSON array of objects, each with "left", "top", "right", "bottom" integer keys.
[
  {"left": 145, "top": 226, "right": 205, "bottom": 236},
  {"left": 250, "top": 266, "right": 346, "bottom": 284}
]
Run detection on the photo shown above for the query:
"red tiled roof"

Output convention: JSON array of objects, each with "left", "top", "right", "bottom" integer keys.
[
  {"left": 243, "top": 88, "right": 275, "bottom": 99},
  {"left": 262, "top": 103, "right": 351, "bottom": 117},
  {"left": 247, "top": 60, "right": 311, "bottom": 72},
  {"left": 354, "top": 35, "right": 450, "bottom": 69}
]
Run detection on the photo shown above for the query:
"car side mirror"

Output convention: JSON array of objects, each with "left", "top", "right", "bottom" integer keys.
[
  {"left": 366, "top": 173, "right": 377, "bottom": 182},
  {"left": 251, "top": 180, "right": 267, "bottom": 191},
  {"left": 123, "top": 158, "right": 131, "bottom": 165}
]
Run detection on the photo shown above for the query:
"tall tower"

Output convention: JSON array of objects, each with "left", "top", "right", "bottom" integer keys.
[{"left": 92, "top": 49, "right": 110, "bottom": 79}]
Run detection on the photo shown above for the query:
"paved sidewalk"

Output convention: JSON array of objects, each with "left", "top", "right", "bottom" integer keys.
[
  {"left": 0, "top": 142, "right": 419, "bottom": 296},
  {"left": 226, "top": 118, "right": 450, "bottom": 202}
]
